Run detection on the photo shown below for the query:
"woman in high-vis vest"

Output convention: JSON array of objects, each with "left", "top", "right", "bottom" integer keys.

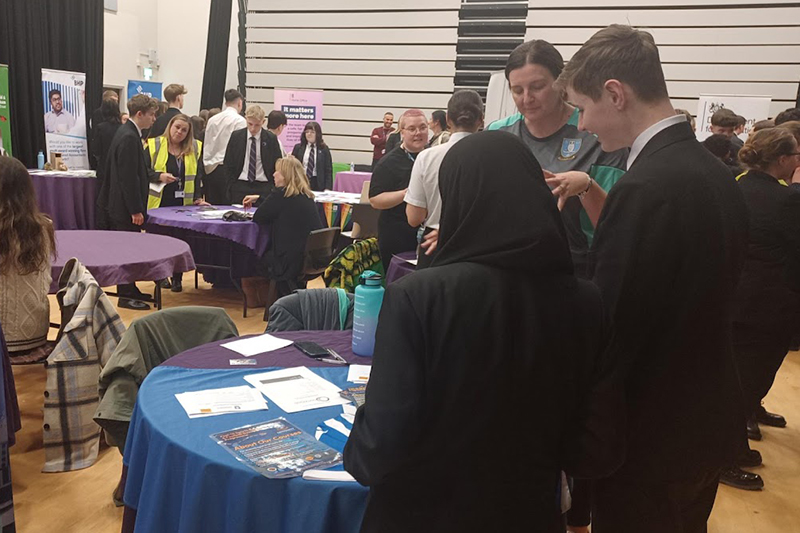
[{"left": 145, "top": 113, "right": 208, "bottom": 291}]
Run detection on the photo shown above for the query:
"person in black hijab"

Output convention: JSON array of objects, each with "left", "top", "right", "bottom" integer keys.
[{"left": 344, "top": 131, "right": 624, "bottom": 533}]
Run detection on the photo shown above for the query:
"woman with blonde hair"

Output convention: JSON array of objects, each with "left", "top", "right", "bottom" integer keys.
[
  {"left": 721, "top": 127, "right": 800, "bottom": 490},
  {"left": 145, "top": 113, "right": 207, "bottom": 291},
  {"left": 0, "top": 157, "right": 56, "bottom": 362},
  {"left": 244, "top": 156, "right": 322, "bottom": 296}
]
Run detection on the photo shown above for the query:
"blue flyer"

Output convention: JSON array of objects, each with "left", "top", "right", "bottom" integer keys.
[{"left": 210, "top": 418, "right": 342, "bottom": 479}]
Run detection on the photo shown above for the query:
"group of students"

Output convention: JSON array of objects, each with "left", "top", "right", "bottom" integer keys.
[
  {"left": 343, "top": 25, "right": 800, "bottom": 533},
  {"left": 86, "top": 84, "right": 339, "bottom": 309}
]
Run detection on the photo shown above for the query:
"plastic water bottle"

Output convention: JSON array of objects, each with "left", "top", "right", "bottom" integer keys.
[
  {"left": 37, "top": 151, "right": 45, "bottom": 170},
  {"left": 350, "top": 162, "right": 355, "bottom": 172},
  {"left": 352, "top": 270, "right": 385, "bottom": 357}
]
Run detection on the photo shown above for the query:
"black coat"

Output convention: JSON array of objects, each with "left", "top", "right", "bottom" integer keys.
[
  {"left": 92, "top": 120, "right": 122, "bottom": 229},
  {"left": 734, "top": 169, "right": 800, "bottom": 326},
  {"left": 105, "top": 121, "right": 155, "bottom": 221},
  {"left": 223, "top": 128, "right": 282, "bottom": 187},
  {"left": 252, "top": 190, "right": 323, "bottom": 281},
  {"left": 291, "top": 142, "right": 333, "bottom": 191},
  {"left": 589, "top": 121, "right": 750, "bottom": 479}
]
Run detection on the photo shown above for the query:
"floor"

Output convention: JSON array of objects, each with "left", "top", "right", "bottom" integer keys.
[{"left": 8, "top": 273, "right": 800, "bottom": 532}]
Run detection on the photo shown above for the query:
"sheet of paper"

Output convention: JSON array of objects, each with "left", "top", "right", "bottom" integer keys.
[
  {"left": 175, "top": 385, "right": 268, "bottom": 418},
  {"left": 407, "top": 258, "right": 418, "bottom": 266},
  {"left": 221, "top": 334, "right": 294, "bottom": 357},
  {"left": 302, "top": 469, "right": 356, "bottom": 482},
  {"left": 347, "top": 364, "right": 371, "bottom": 384},
  {"left": 244, "top": 366, "right": 349, "bottom": 413},
  {"left": 149, "top": 181, "right": 166, "bottom": 194}
]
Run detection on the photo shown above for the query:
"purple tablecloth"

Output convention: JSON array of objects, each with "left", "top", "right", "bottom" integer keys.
[
  {"left": 386, "top": 251, "right": 416, "bottom": 284},
  {"left": 333, "top": 171, "right": 371, "bottom": 194},
  {"left": 30, "top": 171, "right": 97, "bottom": 230},
  {"left": 164, "top": 330, "right": 371, "bottom": 369},
  {"left": 49, "top": 230, "right": 195, "bottom": 293},
  {"left": 145, "top": 206, "right": 269, "bottom": 256}
]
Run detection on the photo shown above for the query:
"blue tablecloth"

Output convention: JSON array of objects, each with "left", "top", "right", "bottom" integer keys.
[{"left": 123, "top": 365, "right": 368, "bottom": 533}]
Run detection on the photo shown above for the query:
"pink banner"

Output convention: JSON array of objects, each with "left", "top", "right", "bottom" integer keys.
[{"left": 273, "top": 88, "right": 324, "bottom": 153}]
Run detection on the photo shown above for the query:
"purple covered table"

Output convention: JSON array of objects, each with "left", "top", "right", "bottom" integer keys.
[
  {"left": 50, "top": 230, "right": 195, "bottom": 309},
  {"left": 386, "top": 251, "right": 416, "bottom": 284},
  {"left": 145, "top": 206, "right": 271, "bottom": 317},
  {"left": 333, "top": 171, "right": 371, "bottom": 194},
  {"left": 122, "top": 330, "right": 371, "bottom": 533},
  {"left": 30, "top": 170, "right": 97, "bottom": 230}
]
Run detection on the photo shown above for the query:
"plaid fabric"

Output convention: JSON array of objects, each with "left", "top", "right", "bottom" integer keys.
[
  {"left": 323, "top": 238, "right": 383, "bottom": 292},
  {"left": 43, "top": 260, "right": 125, "bottom": 472}
]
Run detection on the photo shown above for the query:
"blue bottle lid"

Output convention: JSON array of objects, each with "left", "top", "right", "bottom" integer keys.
[{"left": 360, "top": 270, "right": 382, "bottom": 286}]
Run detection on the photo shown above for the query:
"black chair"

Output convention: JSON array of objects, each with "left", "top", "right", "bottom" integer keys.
[{"left": 263, "top": 227, "right": 342, "bottom": 319}]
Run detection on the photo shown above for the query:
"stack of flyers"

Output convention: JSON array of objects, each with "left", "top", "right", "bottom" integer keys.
[{"left": 339, "top": 385, "right": 366, "bottom": 407}]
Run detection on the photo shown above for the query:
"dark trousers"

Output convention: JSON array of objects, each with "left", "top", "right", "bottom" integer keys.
[
  {"left": 377, "top": 225, "right": 417, "bottom": 274},
  {"left": 204, "top": 165, "right": 230, "bottom": 205},
  {"left": 567, "top": 479, "right": 592, "bottom": 527},
  {"left": 593, "top": 467, "right": 720, "bottom": 533},
  {"left": 732, "top": 323, "right": 791, "bottom": 414},
  {"left": 230, "top": 179, "right": 272, "bottom": 205},
  {"left": 111, "top": 216, "right": 143, "bottom": 298}
]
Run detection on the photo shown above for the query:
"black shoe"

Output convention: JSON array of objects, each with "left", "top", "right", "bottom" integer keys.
[
  {"left": 747, "top": 416, "right": 762, "bottom": 441},
  {"left": 171, "top": 276, "right": 182, "bottom": 293},
  {"left": 719, "top": 466, "right": 764, "bottom": 491},
  {"left": 737, "top": 449, "right": 762, "bottom": 468},
  {"left": 131, "top": 291, "right": 154, "bottom": 302},
  {"left": 118, "top": 298, "right": 150, "bottom": 311},
  {"left": 160, "top": 279, "right": 172, "bottom": 289},
  {"left": 756, "top": 406, "right": 786, "bottom": 428}
]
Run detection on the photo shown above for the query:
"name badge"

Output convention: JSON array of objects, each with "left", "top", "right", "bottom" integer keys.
[{"left": 175, "top": 190, "right": 185, "bottom": 199}]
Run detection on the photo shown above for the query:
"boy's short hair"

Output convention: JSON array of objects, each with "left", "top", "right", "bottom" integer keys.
[
  {"left": 267, "top": 110, "right": 287, "bottom": 129},
  {"left": 224, "top": 89, "right": 243, "bottom": 103},
  {"left": 774, "top": 108, "right": 800, "bottom": 126},
  {"left": 555, "top": 24, "right": 668, "bottom": 103},
  {"left": 127, "top": 94, "right": 159, "bottom": 116},
  {"left": 163, "top": 84, "right": 187, "bottom": 103},
  {"left": 245, "top": 105, "right": 266, "bottom": 122},
  {"left": 735, "top": 115, "right": 747, "bottom": 127},
  {"left": 711, "top": 108, "right": 738, "bottom": 128},
  {"left": 702, "top": 134, "right": 734, "bottom": 159}
]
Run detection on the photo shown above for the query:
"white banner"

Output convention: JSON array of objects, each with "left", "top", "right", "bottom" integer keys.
[
  {"left": 696, "top": 94, "right": 772, "bottom": 142},
  {"left": 42, "top": 68, "right": 90, "bottom": 169}
]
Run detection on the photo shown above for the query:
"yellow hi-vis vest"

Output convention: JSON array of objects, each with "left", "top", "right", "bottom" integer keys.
[{"left": 147, "top": 136, "right": 202, "bottom": 209}]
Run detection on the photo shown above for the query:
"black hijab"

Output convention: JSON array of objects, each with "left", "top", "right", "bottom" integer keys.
[{"left": 432, "top": 130, "right": 573, "bottom": 275}]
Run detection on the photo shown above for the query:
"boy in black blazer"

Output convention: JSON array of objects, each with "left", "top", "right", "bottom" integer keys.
[
  {"left": 556, "top": 25, "right": 750, "bottom": 531},
  {"left": 223, "top": 105, "right": 282, "bottom": 204},
  {"left": 106, "top": 94, "right": 175, "bottom": 310}
]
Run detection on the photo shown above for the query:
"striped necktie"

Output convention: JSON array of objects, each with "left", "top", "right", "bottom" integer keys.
[
  {"left": 307, "top": 144, "right": 316, "bottom": 177},
  {"left": 248, "top": 136, "right": 257, "bottom": 182}
]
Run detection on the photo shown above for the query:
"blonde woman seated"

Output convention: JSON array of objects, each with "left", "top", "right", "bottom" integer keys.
[
  {"left": 0, "top": 157, "right": 56, "bottom": 362},
  {"left": 243, "top": 157, "right": 322, "bottom": 297}
]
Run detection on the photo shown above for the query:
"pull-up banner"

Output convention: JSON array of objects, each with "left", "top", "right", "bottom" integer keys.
[
  {"left": 273, "top": 88, "right": 324, "bottom": 151},
  {"left": 0, "top": 64, "right": 11, "bottom": 157},
  {"left": 42, "top": 68, "right": 90, "bottom": 169}
]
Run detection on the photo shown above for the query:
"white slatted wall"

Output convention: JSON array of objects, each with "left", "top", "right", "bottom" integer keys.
[
  {"left": 526, "top": 0, "right": 800, "bottom": 118},
  {"left": 244, "top": 0, "right": 800, "bottom": 164},
  {"left": 245, "top": 0, "right": 461, "bottom": 165}
]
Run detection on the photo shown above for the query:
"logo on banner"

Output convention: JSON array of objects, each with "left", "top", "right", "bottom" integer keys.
[{"left": 559, "top": 138, "right": 582, "bottom": 161}]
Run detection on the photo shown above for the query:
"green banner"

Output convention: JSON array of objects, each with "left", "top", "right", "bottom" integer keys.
[{"left": 0, "top": 64, "right": 11, "bottom": 157}]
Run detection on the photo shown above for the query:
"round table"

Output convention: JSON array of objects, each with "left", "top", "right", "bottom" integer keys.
[
  {"left": 30, "top": 170, "right": 97, "bottom": 230},
  {"left": 333, "top": 171, "right": 371, "bottom": 194},
  {"left": 385, "top": 251, "right": 417, "bottom": 284},
  {"left": 122, "top": 330, "right": 371, "bottom": 533},
  {"left": 50, "top": 231, "right": 195, "bottom": 306}
]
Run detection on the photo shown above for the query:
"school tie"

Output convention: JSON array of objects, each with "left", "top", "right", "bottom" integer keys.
[
  {"left": 248, "top": 136, "right": 257, "bottom": 182},
  {"left": 307, "top": 144, "right": 316, "bottom": 177}
]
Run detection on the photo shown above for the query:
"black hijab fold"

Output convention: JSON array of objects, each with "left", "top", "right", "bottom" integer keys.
[{"left": 432, "top": 130, "right": 573, "bottom": 275}]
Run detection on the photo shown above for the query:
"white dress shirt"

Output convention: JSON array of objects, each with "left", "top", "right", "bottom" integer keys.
[
  {"left": 238, "top": 130, "right": 268, "bottom": 182},
  {"left": 302, "top": 144, "right": 317, "bottom": 176},
  {"left": 404, "top": 131, "right": 471, "bottom": 229},
  {"left": 203, "top": 106, "right": 247, "bottom": 173},
  {"left": 627, "top": 114, "right": 687, "bottom": 170}
]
